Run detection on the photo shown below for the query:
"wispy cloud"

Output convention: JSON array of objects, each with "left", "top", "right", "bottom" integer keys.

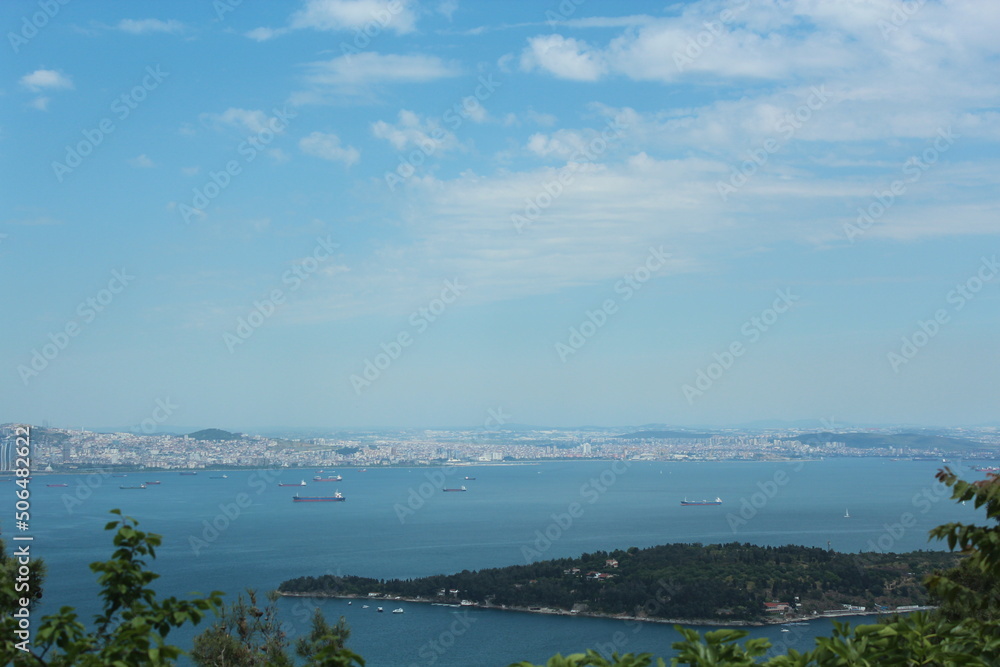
[
  {"left": 299, "top": 131, "right": 360, "bottom": 166},
  {"left": 20, "top": 69, "right": 73, "bottom": 92},
  {"left": 115, "top": 18, "right": 186, "bottom": 35},
  {"left": 292, "top": 52, "right": 462, "bottom": 103},
  {"left": 246, "top": 0, "right": 417, "bottom": 41}
]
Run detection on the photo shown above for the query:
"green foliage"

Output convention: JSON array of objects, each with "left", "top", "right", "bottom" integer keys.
[
  {"left": 509, "top": 649, "right": 665, "bottom": 667},
  {"left": 191, "top": 589, "right": 293, "bottom": 666},
  {"left": 667, "top": 469, "right": 1000, "bottom": 666},
  {"left": 280, "top": 543, "right": 954, "bottom": 622},
  {"left": 294, "top": 607, "right": 366, "bottom": 667},
  {"left": 192, "top": 590, "right": 364, "bottom": 667},
  {"left": 1, "top": 509, "right": 223, "bottom": 666}
]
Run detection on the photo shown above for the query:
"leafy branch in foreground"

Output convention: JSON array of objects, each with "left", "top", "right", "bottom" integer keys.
[
  {"left": 513, "top": 469, "right": 1000, "bottom": 666},
  {"left": 1, "top": 509, "right": 223, "bottom": 666}
]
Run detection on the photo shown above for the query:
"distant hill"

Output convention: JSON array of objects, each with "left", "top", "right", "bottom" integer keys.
[
  {"left": 187, "top": 428, "right": 240, "bottom": 441},
  {"left": 784, "top": 432, "right": 986, "bottom": 453},
  {"left": 617, "top": 430, "right": 715, "bottom": 440}
]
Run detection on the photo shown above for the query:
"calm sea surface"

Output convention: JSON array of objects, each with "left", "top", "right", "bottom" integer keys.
[{"left": 20, "top": 459, "right": 983, "bottom": 665}]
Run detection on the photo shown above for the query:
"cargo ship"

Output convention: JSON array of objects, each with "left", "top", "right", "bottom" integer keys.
[
  {"left": 313, "top": 475, "right": 343, "bottom": 482},
  {"left": 120, "top": 484, "right": 147, "bottom": 490},
  {"left": 292, "top": 491, "right": 345, "bottom": 502},
  {"left": 443, "top": 486, "right": 467, "bottom": 492},
  {"left": 680, "top": 497, "right": 722, "bottom": 506},
  {"left": 279, "top": 480, "right": 307, "bottom": 487},
  {"left": 46, "top": 483, "right": 69, "bottom": 487},
  {"left": 145, "top": 481, "right": 162, "bottom": 485},
  {"left": 179, "top": 472, "right": 197, "bottom": 476}
]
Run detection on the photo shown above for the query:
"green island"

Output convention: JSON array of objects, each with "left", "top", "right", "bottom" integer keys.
[{"left": 278, "top": 542, "right": 958, "bottom": 625}]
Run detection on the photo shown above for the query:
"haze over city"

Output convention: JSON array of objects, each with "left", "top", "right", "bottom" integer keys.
[{"left": 4, "top": 0, "right": 999, "bottom": 431}]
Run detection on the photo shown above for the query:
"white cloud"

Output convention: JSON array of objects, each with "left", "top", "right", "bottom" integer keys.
[
  {"left": 294, "top": 52, "right": 462, "bottom": 102},
  {"left": 116, "top": 19, "right": 185, "bottom": 34},
  {"left": 181, "top": 166, "right": 201, "bottom": 176},
  {"left": 244, "top": 27, "right": 287, "bottom": 42},
  {"left": 519, "top": 35, "right": 606, "bottom": 81},
  {"left": 128, "top": 154, "right": 155, "bottom": 168},
  {"left": 20, "top": 69, "right": 73, "bottom": 92},
  {"left": 372, "top": 110, "right": 461, "bottom": 153},
  {"left": 201, "top": 108, "right": 278, "bottom": 135},
  {"left": 30, "top": 97, "right": 50, "bottom": 111},
  {"left": 299, "top": 132, "right": 360, "bottom": 166},
  {"left": 437, "top": 0, "right": 459, "bottom": 21},
  {"left": 303, "top": 52, "right": 461, "bottom": 87},
  {"left": 289, "top": 0, "right": 417, "bottom": 34}
]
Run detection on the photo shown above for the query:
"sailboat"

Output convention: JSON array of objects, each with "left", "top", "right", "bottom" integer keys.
[{"left": 844, "top": 509, "right": 850, "bottom": 518}]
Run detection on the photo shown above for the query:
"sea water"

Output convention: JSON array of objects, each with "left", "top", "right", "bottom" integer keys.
[{"left": 18, "top": 459, "right": 982, "bottom": 665}]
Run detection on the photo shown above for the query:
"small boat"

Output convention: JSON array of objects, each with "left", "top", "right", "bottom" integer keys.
[
  {"left": 459, "top": 600, "right": 474, "bottom": 606},
  {"left": 348, "top": 601, "right": 352, "bottom": 605},
  {"left": 210, "top": 475, "right": 228, "bottom": 479},
  {"left": 392, "top": 608, "right": 404, "bottom": 614},
  {"left": 313, "top": 475, "right": 343, "bottom": 482},
  {"left": 362, "top": 605, "right": 369, "bottom": 609},
  {"left": 376, "top": 607, "right": 383, "bottom": 613},
  {"left": 120, "top": 484, "right": 147, "bottom": 490},
  {"left": 145, "top": 481, "right": 161, "bottom": 485},
  {"left": 781, "top": 628, "right": 790, "bottom": 633},
  {"left": 681, "top": 497, "right": 722, "bottom": 506},
  {"left": 293, "top": 491, "right": 346, "bottom": 502},
  {"left": 464, "top": 476, "right": 476, "bottom": 480},
  {"left": 279, "top": 480, "right": 307, "bottom": 487},
  {"left": 443, "top": 486, "right": 467, "bottom": 492},
  {"left": 179, "top": 472, "right": 197, "bottom": 476},
  {"left": 46, "top": 483, "right": 68, "bottom": 487},
  {"left": 844, "top": 509, "right": 850, "bottom": 518}
]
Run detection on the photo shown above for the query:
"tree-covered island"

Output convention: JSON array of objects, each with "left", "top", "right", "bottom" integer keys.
[{"left": 278, "top": 542, "right": 958, "bottom": 625}]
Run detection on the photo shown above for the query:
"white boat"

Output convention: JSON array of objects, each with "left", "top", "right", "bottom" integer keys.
[
  {"left": 376, "top": 607, "right": 383, "bottom": 613},
  {"left": 844, "top": 509, "right": 850, "bottom": 518},
  {"left": 392, "top": 608, "right": 404, "bottom": 614},
  {"left": 362, "top": 605, "right": 369, "bottom": 609}
]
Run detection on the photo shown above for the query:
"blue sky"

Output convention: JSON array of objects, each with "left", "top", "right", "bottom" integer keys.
[{"left": 2, "top": 0, "right": 999, "bottom": 430}]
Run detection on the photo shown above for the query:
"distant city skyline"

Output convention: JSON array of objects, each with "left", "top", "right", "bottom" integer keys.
[{"left": 3, "top": 1, "right": 999, "bottom": 430}]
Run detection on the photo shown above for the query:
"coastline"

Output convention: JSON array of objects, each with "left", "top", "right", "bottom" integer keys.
[{"left": 277, "top": 591, "right": 927, "bottom": 628}]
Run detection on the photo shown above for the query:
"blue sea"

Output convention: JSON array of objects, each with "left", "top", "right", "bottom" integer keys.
[{"left": 18, "top": 459, "right": 983, "bottom": 665}]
